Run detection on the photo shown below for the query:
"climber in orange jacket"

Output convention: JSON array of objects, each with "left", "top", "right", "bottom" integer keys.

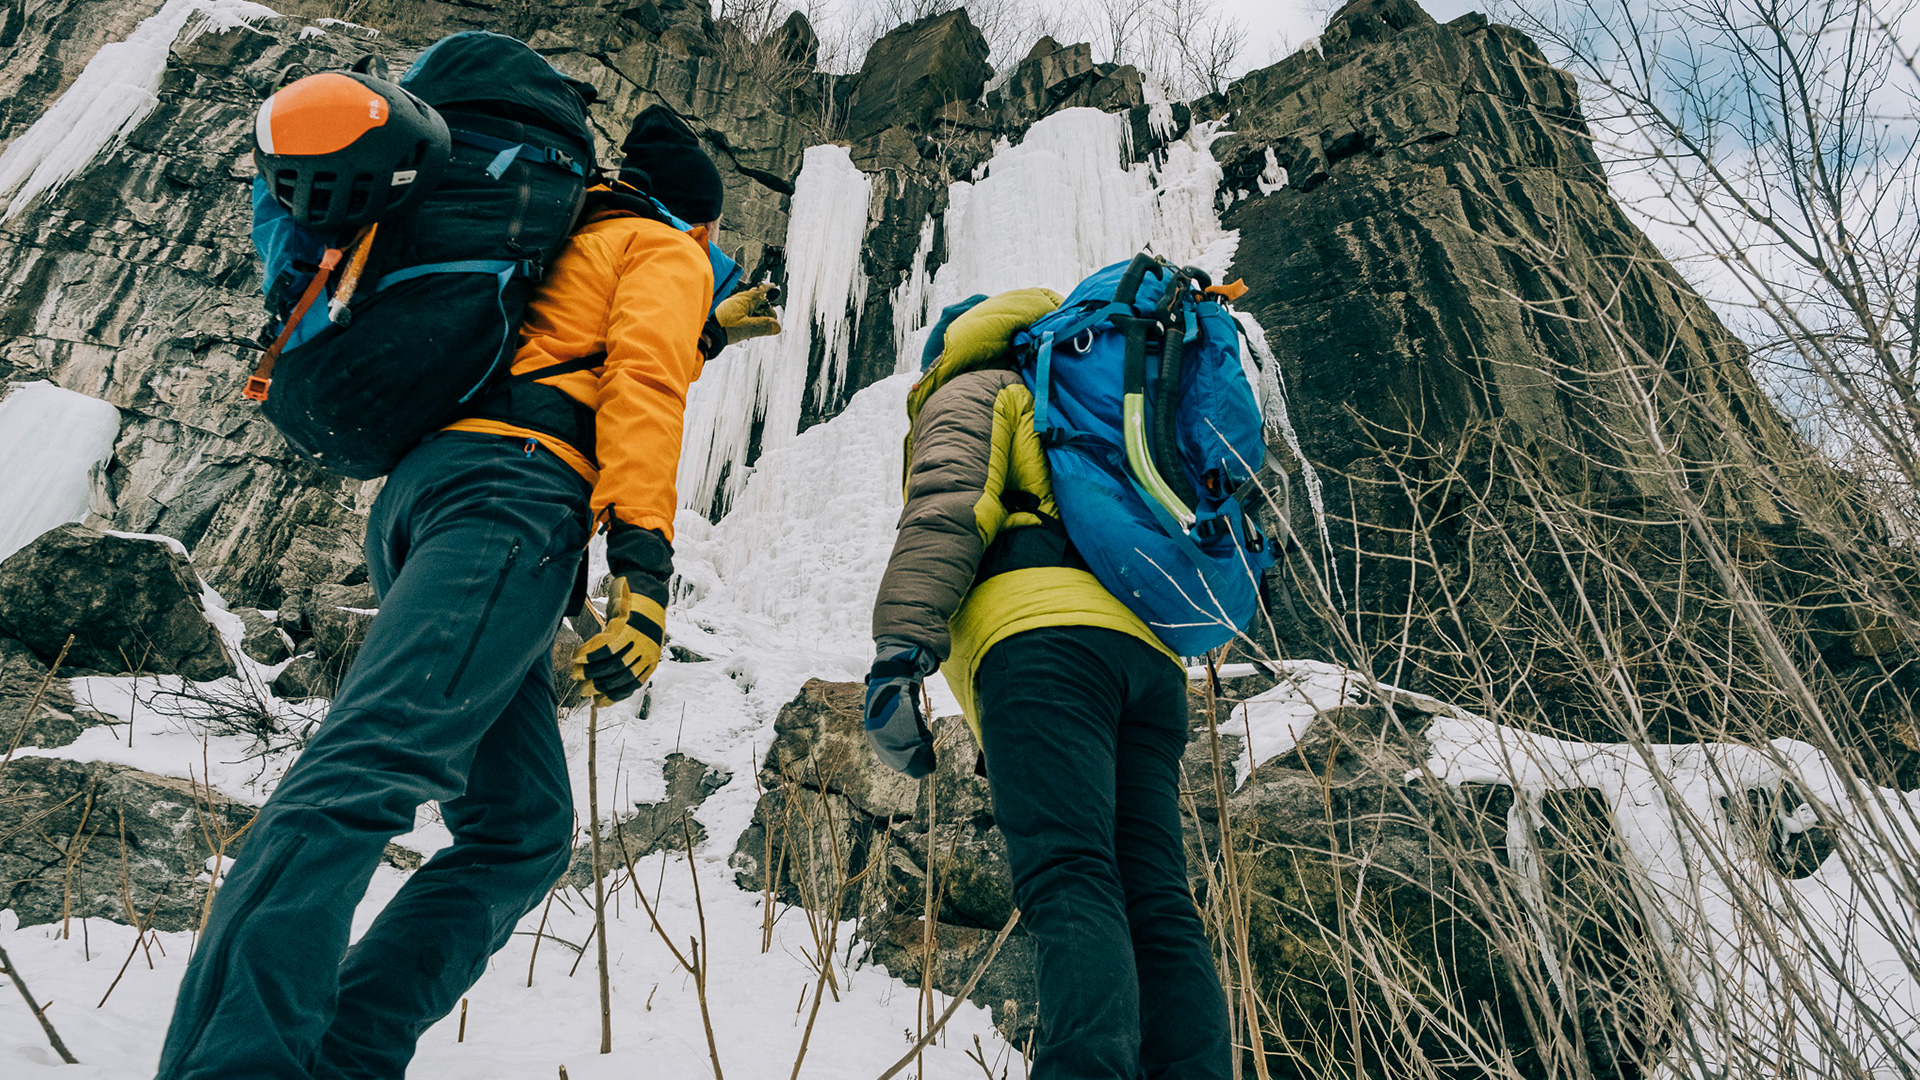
[{"left": 156, "top": 105, "right": 778, "bottom": 1080}]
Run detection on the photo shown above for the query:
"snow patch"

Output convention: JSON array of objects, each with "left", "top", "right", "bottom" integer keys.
[
  {"left": 1426, "top": 714, "right": 1920, "bottom": 1076},
  {"left": 0, "top": 0, "right": 278, "bottom": 220},
  {"left": 0, "top": 382, "right": 121, "bottom": 560},
  {"left": 1257, "top": 147, "right": 1287, "bottom": 195}
]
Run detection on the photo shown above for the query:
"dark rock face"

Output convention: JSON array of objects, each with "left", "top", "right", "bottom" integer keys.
[
  {"left": 0, "top": 525, "right": 233, "bottom": 680},
  {"left": 0, "top": 636, "right": 117, "bottom": 750},
  {"left": 0, "top": 755, "right": 254, "bottom": 932},
  {"left": 843, "top": 9, "right": 993, "bottom": 142}
]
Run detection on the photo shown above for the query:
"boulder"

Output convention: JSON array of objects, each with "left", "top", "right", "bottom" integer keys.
[
  {"left": 305, "top": 582, "right": 376, "bottom": 679},
  {"left": 0, "top": 525, "right": 234, "bottom": 680},
  {"left": 0, "top": 755, "right": 422, "bottom": 931},
  {"left": 267, "top": 582, "right": 375, "bottom": 700},
  {"left": 0, "top": 756, "right": 254, "bottom": 932},
  {"left": 562, "top": 752, "right": 732, "bottom": 887},
  {"left": 843, "top": 8, "right": 993, "bottom": 141},
  {"left": 271, "top": 653, "right": 330, "bottom": 700},
  {"left": 762, "top": 678, "right": 919, "bottom": 820},
  {"left": 0, "top": 637, "right": 118, "bottom": 750},
  {"left": 235, "top": 607, "right": 292, "bottom": 665}
]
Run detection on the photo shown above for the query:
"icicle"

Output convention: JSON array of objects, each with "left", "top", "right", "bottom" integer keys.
[
  {"left": 0, "top": 382, "right": 122, "bottom": 560},
  {"left": 678, "top": 144, "right": 872, "bottom": 513},
  {"left": 893, "top": 111, "right": 1246, "bottom": 361},
  {"left": 890, "top": 215, "right": 936, "bottom": 375},
  {"left": 0, "top": 0, "right": 277, "bottom": 221},
  {"left": 1234, "top": 310, "right": 1335, "bottom": 572},
  {"left": 1146, "top": 103, "right": 1179, "bottom": 143}
]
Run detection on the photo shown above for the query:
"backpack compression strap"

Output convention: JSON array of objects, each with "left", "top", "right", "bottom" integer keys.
[{"left": 449, "top": 129, "right": 588, "bottom": 179}]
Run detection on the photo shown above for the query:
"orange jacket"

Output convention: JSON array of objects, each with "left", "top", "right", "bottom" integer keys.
[{"left": 445, "top": 211, "right": 714, "bottom": 540}]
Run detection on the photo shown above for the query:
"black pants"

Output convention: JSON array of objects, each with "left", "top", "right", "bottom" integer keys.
[
  {"left": 976, "top": 626, "right": 1232, "bottom": 1080},
  {"left": 156, "top": 432, "right": 591, "bottom": 1080}
]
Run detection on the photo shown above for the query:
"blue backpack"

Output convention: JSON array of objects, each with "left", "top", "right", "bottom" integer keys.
[{"left": 1012, "top": 253, "right": 1277, "bottom": 656}]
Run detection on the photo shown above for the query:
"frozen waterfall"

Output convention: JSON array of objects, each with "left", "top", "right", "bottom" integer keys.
[{"left": 677, "top": 144, "right": 873, "bottom": 512}]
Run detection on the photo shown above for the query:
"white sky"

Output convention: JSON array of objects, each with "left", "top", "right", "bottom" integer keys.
[{"left": 1221, "top": 0, "right": 1484, "bottom": 72}]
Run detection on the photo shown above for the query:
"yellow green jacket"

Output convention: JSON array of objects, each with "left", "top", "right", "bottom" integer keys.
[{"left": 869, "top": 292, "right": 1181, "bottom": 735}]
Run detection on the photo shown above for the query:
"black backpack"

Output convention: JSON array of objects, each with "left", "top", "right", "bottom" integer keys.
[{"left": 246, "top": 31, "right": 595, "bottom": 479}]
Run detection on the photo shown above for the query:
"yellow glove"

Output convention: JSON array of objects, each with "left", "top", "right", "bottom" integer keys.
[
  {"left": 715, "top": 282, "right": 782, "bottom": 344},
  {"left": 571, "top": 578, "right": 665, "bottom": 706}
]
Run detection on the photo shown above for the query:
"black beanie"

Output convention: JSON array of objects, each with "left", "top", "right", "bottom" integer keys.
[{"left": 619, "top": 105, "right": 724, "bottom": 223}]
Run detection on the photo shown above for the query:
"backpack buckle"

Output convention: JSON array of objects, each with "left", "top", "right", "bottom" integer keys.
[
  {"left": 243, "top": 375, "right": 271, "bottom": 401},
  {"left": 1195, "top": 515, "right": 1231, "bottom": 541}
]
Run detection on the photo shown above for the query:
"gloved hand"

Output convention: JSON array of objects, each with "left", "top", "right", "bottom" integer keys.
[
  {"left": 572, "top": 577, "right": 666, "bottom": 706},
  {"left": 715, "top": 282, "right": 781, "bottom": 344},
  {"left": 864, "top": 638, "right": 939, "bottom": 778}
]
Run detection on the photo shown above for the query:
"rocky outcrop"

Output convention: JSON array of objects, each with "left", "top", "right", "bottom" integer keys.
[
  {"left": 843, "top": 10, "right": 993, "bottom": 143},
  {"left": 0, "top": 524, "right": 233, "bottom": 680},
  {"left": 731, "top": 676, "right": 1702, "bottom": 1074},
  {"left": 986, "top": 37, "right": 1146, "bottom": 129},
  {"left": 0, "top": 754, "right": 423, "bottom": 930}
]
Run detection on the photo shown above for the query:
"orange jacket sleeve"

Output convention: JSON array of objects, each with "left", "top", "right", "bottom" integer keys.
[{"left": 593, "top": 219, "right": 714, "bottom": 540}]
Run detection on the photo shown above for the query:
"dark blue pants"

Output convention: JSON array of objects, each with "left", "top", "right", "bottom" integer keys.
[
  {"left": 156, "top": 432, "right": 591, "bottom": 1080},
  {"left": 976, "top": 626, "right": 1232, "bottom": 1080}
]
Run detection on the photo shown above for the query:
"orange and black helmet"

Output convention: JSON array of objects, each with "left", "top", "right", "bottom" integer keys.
[{"left": 254, "top": 71, "right": 450, "bottom": 230}]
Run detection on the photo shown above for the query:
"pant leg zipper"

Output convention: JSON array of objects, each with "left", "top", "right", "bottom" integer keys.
[{"left": 445, "top": 539, "right": 519, "bottom": 699}]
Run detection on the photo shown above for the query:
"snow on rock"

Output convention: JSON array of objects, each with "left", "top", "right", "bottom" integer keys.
[
  {"left": 0, "top": 382, "right": 121, "bottom": 561},
  {"left": 678, "top": 144, "right": 873, "bottom": 511},
  {"left": 1224, "top": 661, "right": 1363, "bottom": 784},
  {"left": 1426, "top": 714, "right": 1920, "bottom": 1077},
  {"left": 0, "top": 0, "right": 278, "bottom": 220}
]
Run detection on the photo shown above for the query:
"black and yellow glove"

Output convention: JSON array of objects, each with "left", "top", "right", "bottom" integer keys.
[
  {"left": 715, "top": 282, "right": 781, "bottom": 344},
  {"left": 572, "top": 577, "right": 666, "bottom": 706}
]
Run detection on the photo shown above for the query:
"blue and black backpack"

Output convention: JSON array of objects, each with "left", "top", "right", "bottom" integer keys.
[
  {"left": 246, "top": 32, "right": 596, "bottom": 479},
  {"left": 1012, "top": 253, "right": 1277, "bottom": 656}
]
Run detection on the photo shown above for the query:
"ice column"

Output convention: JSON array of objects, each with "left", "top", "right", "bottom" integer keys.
[
  {"left": 0, "top": 382, "right": 122, "bottom": 560},
  {"left": 678, "top": 144, "right": 873, "bottom": 511},
  {"left": 0, "top": 0, "right": 277, "bottom": 220}
]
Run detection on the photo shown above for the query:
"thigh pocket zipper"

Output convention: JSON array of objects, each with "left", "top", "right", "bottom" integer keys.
[{"left": 445, "top": 539, "right": 519, "bottom": 699}]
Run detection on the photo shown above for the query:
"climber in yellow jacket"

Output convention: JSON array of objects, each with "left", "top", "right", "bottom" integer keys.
[{"left": 865, "top": 290, "right": 1232, "bottom": 1079}]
